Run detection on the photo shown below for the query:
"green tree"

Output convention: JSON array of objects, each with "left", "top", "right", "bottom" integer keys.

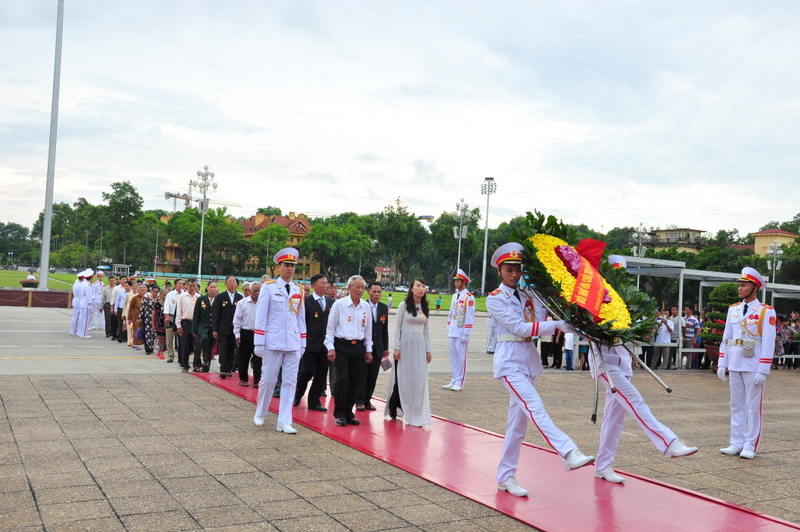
[
  {"left": 32, "top": 202, "right": 74, "bottom": 252},
  {"left": 101, "top": 181, "right": 144, "bottom": 264},
  {"left": 374, "top": 205, "right": 429, "bottom": 284},
  {"left": 301, "top": 224, "right": 373, "bottom": 279},
  {"left": 257, "top": 206, "right": 283, "bottom": 216},
  {"left": 427, "top": 208, "right": 482, "bottom": 289},
  {"left": 604, "top": 226, "right": 635, "bottom": 253},
  {"left": 251, "top": 224, "right": 291, "bottom": 276}
]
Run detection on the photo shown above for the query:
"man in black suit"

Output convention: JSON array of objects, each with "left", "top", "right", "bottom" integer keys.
[
  {"left": 212, "top": 275, "right": 244, "bottom": 378},
  {"left": 356, "top": 281, "right": 390, "bottom": 411},
  {"left": 294, "top": 274, "right": 335, "bottom": 411}
]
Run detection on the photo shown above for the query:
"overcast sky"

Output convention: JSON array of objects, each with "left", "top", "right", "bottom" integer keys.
[{"left": 2, "top": 1, "right": 800, "bottom": 238}]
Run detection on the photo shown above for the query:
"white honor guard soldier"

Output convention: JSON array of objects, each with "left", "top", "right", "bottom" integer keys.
[
  {"left": 487, "top": 243, "right": 594, "bottom": 498},
  {"left": 253, "top": 248, "right": 307, "bottom": 434},
  {"left": 591, "top": 257, "right": 698, "bottom": 484},
  {"left": 444, "top": 268, "right": 475, "bottom": 391},
  {"left": 69, "top": 271, "right": 83, "bottom": 336},
  {"left": 717, "top": 267, "right": 777, "bottom": 459}
]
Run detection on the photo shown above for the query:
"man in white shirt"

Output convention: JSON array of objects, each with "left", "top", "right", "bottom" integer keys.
[
  {"left": 650, "top": 311, "right": 674, "bottom": 370},
  {"left": 176, "top": 278, "right": 199, "bottom": 372},
  {"left": 325, "top": 275, "right": 373, "bottom": 426},
  {"left": 163, "top": 279, "right": 183, "bottom": 363},
  {"left": 101, "top": 276, "right": 116, "bottom": 338},
  {"left": 234, "top": 281, "right": 261, "bottom": 386}
]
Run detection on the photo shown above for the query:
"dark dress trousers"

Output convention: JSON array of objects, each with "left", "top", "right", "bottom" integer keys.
[
  {"left": 357, "top": 301, "right": 389, "bottom": 407},
  {"left": 192, "top": 294, "right": 215, "bottom": 368},
  {"left": 295, "top": 294, "right": 335, "bottom": 408},
  {"left": 212, "top": 291, "right": 243, "bottom": 374}
]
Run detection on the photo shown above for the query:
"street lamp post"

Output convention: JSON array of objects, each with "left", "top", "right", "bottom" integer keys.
[
  {"left": 767, "top": 240, "right": 784, "bottom": 298},
  {"left": 192, "top": 165, "right": 217, "bottom": 280},
  {"left": 452, "top": 198, "right": 472, "bottom": 278},
  {"left": 480, "top": 177, "right": 496, "bottom": 297},
  {"left": 630, "top": 222, "right": 651, "bottom": 289}
]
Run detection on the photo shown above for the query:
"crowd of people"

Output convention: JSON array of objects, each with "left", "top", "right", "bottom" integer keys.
[{"left": 64, "top": 247, "right": 784, "bottom": 499}]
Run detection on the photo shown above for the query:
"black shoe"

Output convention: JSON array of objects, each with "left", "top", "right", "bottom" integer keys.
[
  {"left": 273, "top": 390, "right": 281, "bottom": 398},
  {"left": 346, "top": 418, "right": 360, "bottom": 426},
  {"left": 220, "top": 373, "right": 227, "bottom": 379},
  {"left": 309, "top": 405, "right": 328, "bottom": 412},
  {"left": 336, "top": 417, "right": 347, "bottom": 426},
  {"left": 166, "top": 359, "right": 174, "bottom": 363},
  {"left": 293, "top": 398, "right": 300, "bottom": 407},
  {"left": 201, "top": 365, "right": 209, "bottom": 373},
  {"left": 389, "top": 410, "right": 397, "bottom": 420}
]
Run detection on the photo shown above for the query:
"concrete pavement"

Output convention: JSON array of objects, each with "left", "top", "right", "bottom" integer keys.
[{"left": 2, "top": 307, "right": 800, "bottom": 530}]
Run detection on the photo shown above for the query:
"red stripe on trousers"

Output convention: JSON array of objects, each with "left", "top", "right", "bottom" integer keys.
[
  {"left": 503, "top": 375, "right": 560, "bottom": 457},
  {"left": 600, "top": 374, "right": 670, "bottom": 450}
]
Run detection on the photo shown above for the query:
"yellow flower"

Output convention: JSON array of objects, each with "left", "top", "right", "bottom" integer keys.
[{"left": 530, "top": 234, "right": 631, "bottom": 329}]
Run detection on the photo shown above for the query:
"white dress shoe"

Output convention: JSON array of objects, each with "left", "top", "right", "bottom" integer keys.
[
  {"left": 442, "top": 383, "right": 454, "bottom": 389},
  {"left": 277, "top": 424, "right": 297, "bottom": 434},
  {"left": 595, "top": 466, "right": 625, "bottom": 484},
  {"left": 665, "top": 439, "right": 698, "bottom": 458},
  {"left": 253, "top": 415, "right": 265, "bottom": 427},
  {"left": 498, "top": 475, "right": 529, "bottom": 497},
  {"left": 564, "top": 449, "right": 595, "bottom": 471},
  {"left": 450, "top": 385, "right": 462, "bottom": 392},
  {"left": 720, "top": 445, "right": 742, "bottom": 455},
  {"left": 739, "top": 449, "right": 755, "bottom": 459}
]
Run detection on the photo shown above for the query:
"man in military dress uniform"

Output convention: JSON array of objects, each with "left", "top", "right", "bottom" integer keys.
[
  {"left": 487, "top": 243, "right": 594, "bottom": 497},
  {"left": 444, "top": 268, "right": 475, "bottom": 391},
  {"left": 718, "top": 267, "right": 777, "bottom": 459},
  {"left": 253, "top": 248, "right": 307, "bottom": 434}
]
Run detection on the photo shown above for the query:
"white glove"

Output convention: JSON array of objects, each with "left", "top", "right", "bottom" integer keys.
[
  {"left": 254, "top": 346, "right": 265, "bottom": 357},
  {"left": 459, "top": 335, "right": 469, "bottom": 344},
  {"left": 717, "top": 367, "right": 727, "bottom": 382},
  {"left": 753, "top": 373, "right": 767, "bottom": 386}
]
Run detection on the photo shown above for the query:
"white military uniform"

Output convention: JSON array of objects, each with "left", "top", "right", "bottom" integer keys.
[
  {"left": 70, "top": 278, "right": 82, "bottom": 335},
  {"left": 76, "top": 274, "right": 92, "bottom": 338},
  {"left": 589, "top": 344, "right": 678, "bottom": 472},
  {"left": 487, "top": 283, "right": 579, "bottom": 482},
  {"left": 253, "top": 278, "right": 307, "bottom": 429},
  {"left": 446, "top": 286, "right": 476, "bottom": 388},
  {"left": 719, "top": 297, "right": 776, "bottom": 453},
  {"left": 91, "top": 280, "right": 104, "bottom": 330}
]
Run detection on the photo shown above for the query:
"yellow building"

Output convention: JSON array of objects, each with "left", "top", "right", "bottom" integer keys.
[
  {"left": 649, "top": 228, "right": 708, "bottom": 254},
  {"left": 750, "top": 228, "right": 799, "bottom": 257}
]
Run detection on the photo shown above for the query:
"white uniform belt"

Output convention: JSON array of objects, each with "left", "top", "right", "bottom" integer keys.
[
  {"left": 498, "top": 334, "right": 532, "bottom": 343},
  {"left": 727, "top": 339, "right": 761, "bottom": 347}
]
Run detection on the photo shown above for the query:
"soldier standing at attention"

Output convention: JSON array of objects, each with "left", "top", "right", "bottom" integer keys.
[
  {"left": 718, "top": 267, "right": 777, "bottom": 459},
  {"left": 253, "top": 248, "right": 307, "bottom": 434},
  {"left": 444, "top": 268, "right": 475, "bottom": 392}
]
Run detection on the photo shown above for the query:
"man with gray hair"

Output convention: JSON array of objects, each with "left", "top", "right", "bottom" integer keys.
[{"left": 325, "top": 275, "right": 373, "bottom": 426}]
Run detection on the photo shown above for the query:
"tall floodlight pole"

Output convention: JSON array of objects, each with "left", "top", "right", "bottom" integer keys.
[
  {"left": 38, "top": 0, "right": 66, "bottom": 290},
  {"left": 192, "top": 166, "right": 217, "bottom": 280},
  {"left": 452, "top": 199, "right": 472, "bottom": 277},
  {"left": 480, "top": 177, "right": 496, "bottom": 296}
]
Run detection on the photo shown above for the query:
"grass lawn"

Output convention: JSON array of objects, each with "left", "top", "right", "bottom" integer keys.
[
  {"left": 0, "top": 271, "right": 75, "bottom": 290},
  {"left": 380, "top": 291, "right": 488, "bottom": 313}
]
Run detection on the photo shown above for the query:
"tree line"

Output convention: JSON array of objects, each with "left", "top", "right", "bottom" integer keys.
[{"left": 7, "top": 182, "right": 800, "bottom": 301}]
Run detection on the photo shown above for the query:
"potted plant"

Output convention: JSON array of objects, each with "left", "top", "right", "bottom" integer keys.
[
  {"left": 19, "top": 279, "right": 39, "bottom": 288},
  {"left": 701, "top": 282, "right": 740, "bottom": 371}
]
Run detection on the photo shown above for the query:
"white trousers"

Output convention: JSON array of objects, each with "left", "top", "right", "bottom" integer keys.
[
  {"left": 728, "top": 371, "right": 765, "bottom": 452},
  {"left": 595, "top": 371, "right": 677, "bottom": 471},
  {"left": 496, "top": 372, "right": 577, "bottom": 483},
  {"left": 70, "top": 306, "right": 80, "bottom": 335},
  {"left": 448, "top": 337, "right": 468, "bottom": 387},
  {"left": 92, "top": 303, "right": 104, "bottom": 329},
  {"left": 77, "top": 308, "right": 89, "bottom": 337},
  {"left": 255, "top": 349, "right": 301, "bottom": 428}
]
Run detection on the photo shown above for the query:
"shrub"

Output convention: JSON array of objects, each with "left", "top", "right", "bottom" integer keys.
[{"left": 701, "top": 282, "right": 740, "bottom": 345}]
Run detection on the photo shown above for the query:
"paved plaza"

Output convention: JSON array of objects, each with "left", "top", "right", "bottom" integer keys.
[{"left": 2, "top": 307, "right": 800, "bottom": 530}]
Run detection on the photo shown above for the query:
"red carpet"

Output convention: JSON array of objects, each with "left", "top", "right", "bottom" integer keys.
[{"left": 194, "top": 373, "right": 800, "bottom": 532}]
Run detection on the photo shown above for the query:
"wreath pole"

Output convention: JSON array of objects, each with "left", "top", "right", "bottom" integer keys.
[{"left": 620, "top": 344, "right": 673, "bottom": 393}]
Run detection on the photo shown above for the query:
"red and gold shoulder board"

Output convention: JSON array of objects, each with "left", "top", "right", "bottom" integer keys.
[
  {"left": 489, "top": 289, "right": 501, "bottom": 296},
  {"left": 765, "top": 305, "right": 774, "bottom": 309},
  {"left": 729, "top": 302, "right": 738, "bottom": 307}
]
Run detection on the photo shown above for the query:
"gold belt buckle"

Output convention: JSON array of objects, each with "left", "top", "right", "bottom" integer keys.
[
  {"left": 734, "top": 339, "right": 743, "bottom": 346},
  {"left": 522, "top": 337, "right": 532, "bottom": 343}
]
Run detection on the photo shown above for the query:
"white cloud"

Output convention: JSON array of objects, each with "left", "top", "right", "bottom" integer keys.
[{"left": 2, "top": 0, "right": 799, "bottom": 240}]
